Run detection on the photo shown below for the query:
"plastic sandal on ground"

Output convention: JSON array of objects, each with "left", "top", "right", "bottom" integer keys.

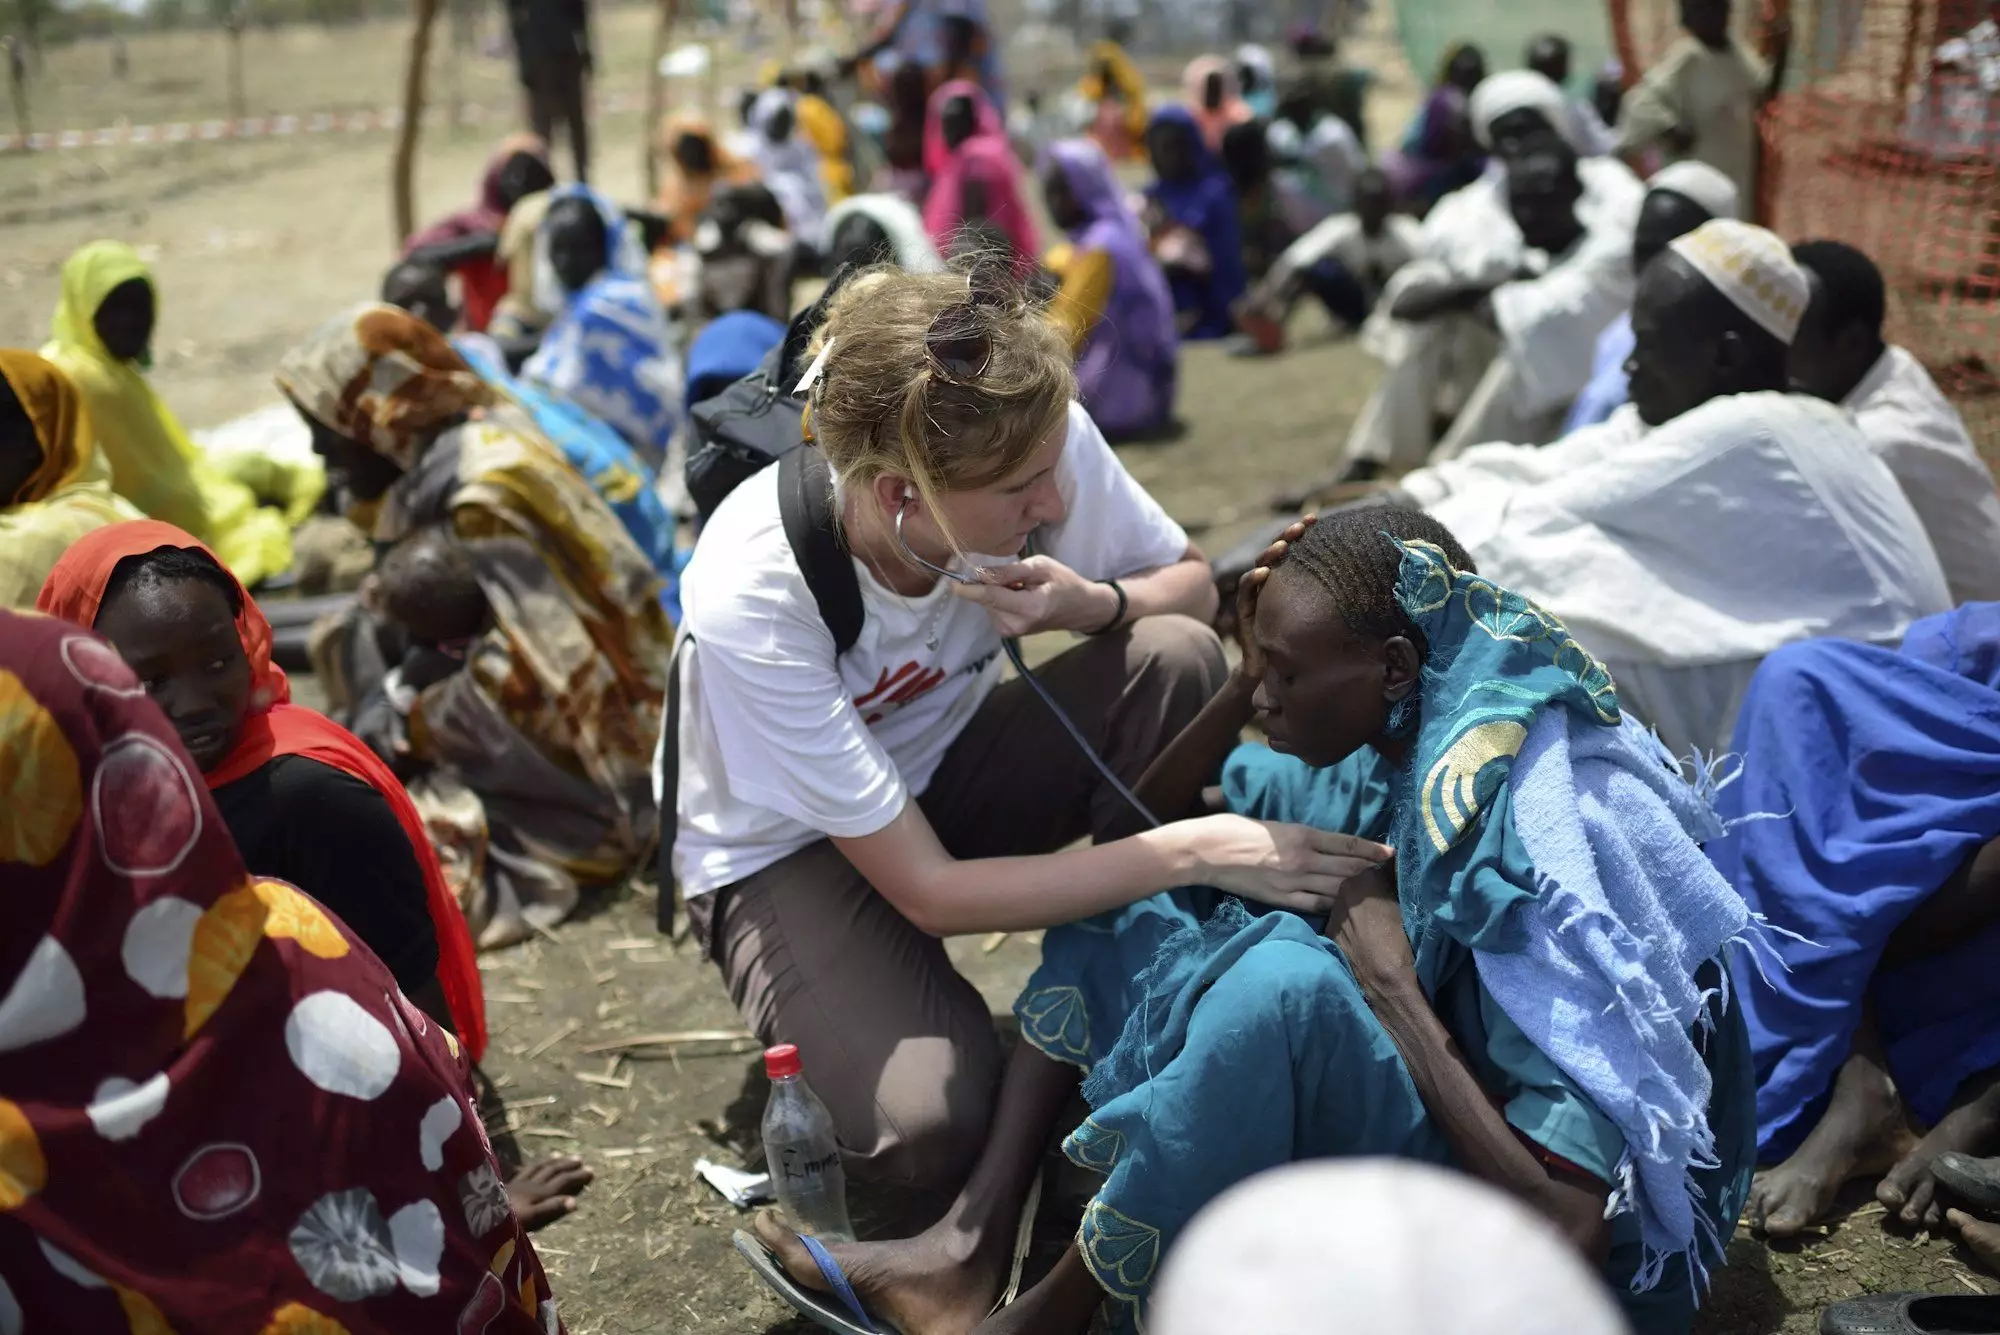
[
  {"left": 733, "top": 1228, "right": 902, "bottom": 1335},
  {"left": 1818, "top": 1292, "right": 2000, "bottom": 1335},
  {"left": 1932, "top": 1152, "right": 2000, "bottom": 1218}
]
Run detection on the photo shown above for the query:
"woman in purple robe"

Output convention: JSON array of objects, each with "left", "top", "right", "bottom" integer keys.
[{"left": 1040, "top": 137, "right": 1180, "bottom": 440}]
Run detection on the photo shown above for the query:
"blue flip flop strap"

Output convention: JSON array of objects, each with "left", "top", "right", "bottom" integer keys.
[{"left": 798, "top": 1232, "right": 880, "bottom": 1334}]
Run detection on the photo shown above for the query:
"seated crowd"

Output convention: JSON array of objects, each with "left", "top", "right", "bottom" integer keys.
[{"left": 6, "top": 12, "right": 2000, "bottom": 1335}]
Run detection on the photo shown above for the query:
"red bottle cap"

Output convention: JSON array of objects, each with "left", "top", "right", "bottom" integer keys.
[{"left": 764, "top": 1044, "right": 802, "bottom": 1079}]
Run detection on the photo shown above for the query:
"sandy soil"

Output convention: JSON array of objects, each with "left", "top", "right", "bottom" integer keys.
[{"left": 6, "top": 11, "right": 1998, "bottom": 1332}]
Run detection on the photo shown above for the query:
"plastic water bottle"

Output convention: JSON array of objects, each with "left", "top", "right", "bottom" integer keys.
[{"left": 761, "top": 1044, "right": 855, "bottom": 1242}]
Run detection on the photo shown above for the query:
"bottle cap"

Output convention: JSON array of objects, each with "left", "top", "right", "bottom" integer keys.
[{"left": 764, "top": 1044, "right": 802, "bottom": 1079}]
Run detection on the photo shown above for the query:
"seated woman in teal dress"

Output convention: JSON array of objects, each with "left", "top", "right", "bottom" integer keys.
[{"left": 742, "top": 506, "right": 1758, "bottom": 1335}]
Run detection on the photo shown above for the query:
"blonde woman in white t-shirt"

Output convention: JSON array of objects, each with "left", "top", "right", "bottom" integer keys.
[{"left": 672, "top": 264, "right": 1389, "bottom": 1195}]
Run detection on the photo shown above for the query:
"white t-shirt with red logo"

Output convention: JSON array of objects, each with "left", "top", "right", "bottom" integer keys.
[{"left": 668, "top": 401, "right": 1190, "bottom": 898}]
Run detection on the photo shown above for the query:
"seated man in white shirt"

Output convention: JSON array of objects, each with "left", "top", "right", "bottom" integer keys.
[
  {"left": 1396, "top": 220, "right": 1952, "bottom": 758},
  {"left": 1335, "top": 75, "right": 1642, "bottom": 485},
  {"left": 1788, "top": 238, "right": 2000, "bottom": 605},
  {"left": 1233, "top": 168, "right": 1423, "bottom": 353}
]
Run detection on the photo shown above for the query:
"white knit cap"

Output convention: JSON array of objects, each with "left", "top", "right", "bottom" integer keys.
[
  {"left": 1153, "top": 1161, "right": 1630, "bottom": 1335},
  {"left": 1667, "top": 218, "right": 1811, "bottom": 344},
  {"left": 1646, "top": 160, "right": 1740, "bottom": 221},
  {"left": 1468, "top": 71, "right": 1576, "bottom": 150}
]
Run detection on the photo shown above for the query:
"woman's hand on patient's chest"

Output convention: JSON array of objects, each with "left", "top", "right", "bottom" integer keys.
[
  {"left": 950, "top": 555, "right": 1121, "bottom": 636},
  {"left": 1175, "top": 814, "right": 1393, "bottom": 916}
]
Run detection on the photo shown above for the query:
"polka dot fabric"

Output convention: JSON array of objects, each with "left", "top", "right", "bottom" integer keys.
[{"left": 0, "top": 610, "right": 558, "bottom": 1334}]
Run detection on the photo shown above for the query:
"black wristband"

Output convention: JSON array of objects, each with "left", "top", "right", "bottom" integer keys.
[{"left": 1088, "top": 579, "right": 1127, "bottom": 635}]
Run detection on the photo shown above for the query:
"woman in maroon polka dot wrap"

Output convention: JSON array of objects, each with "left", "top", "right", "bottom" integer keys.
[{"left": 0, "top": 608, "right": 561, "bottom": 1334}]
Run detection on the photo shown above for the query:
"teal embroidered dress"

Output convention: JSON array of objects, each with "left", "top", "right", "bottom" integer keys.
[{"left": 1013, "top": 540, "right": 1756, "bottom": 1335}]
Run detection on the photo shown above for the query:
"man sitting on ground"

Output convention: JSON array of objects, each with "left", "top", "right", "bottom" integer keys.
[
  {"left": 1788, "top": 239, "right": 2000, "bottom": 605},
  {"left": 1563, "top": 159, "right": 1740, "bottom": 431},
  {"left": 1332, "top": 74, "right": 1641, "bottom": 486},
  {"left": 1395, "top": 219, "right": 1950, "bottom": 757},
  {"left": 1234, "top": 168, "right": 1422, "bottom": 353}
]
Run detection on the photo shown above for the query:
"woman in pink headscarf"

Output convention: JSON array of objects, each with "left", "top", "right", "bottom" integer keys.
[
  {"left": 922, "top": 79, "right": 1040, "bottom": 276},
  {"left": 1183, "top": 55, "right": 1252, "bottom": 153}
]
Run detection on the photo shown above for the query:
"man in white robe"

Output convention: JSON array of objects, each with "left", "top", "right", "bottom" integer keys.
[
  {"left": 1396, "top": 220, "right": 1951, "bottom": 758},
  {"left": 1561, "top": 159, "right": 1740, "bottom": 432},
  {"left": 1336, "top": 72, "right": 1643, "bottom": 484},
  {"left": 1788, "top": 239, "right": 2000, "bottom": 605}
]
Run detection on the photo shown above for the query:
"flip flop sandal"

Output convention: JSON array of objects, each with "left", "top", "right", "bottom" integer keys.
[
  {"left": 1817, "top": 1292, "right": 2000, "bottom": 1334},
  {"left": 734, "top": 1229, "right": 904, "bottom": 1335},
  {"left": 1931, "top": 1152, "right": 2000, "bottom": 1218}
]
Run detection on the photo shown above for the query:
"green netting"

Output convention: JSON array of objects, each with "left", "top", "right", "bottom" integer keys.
[{"left": 1394, "top": 0, "right": 1618, "bottom": 94}]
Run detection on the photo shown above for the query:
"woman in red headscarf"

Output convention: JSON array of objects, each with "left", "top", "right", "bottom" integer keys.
[
  {"left": 0, "top": 605, "right": 565, "bottom": 1331},
  {"left": 37, "top": 519, "right": 597, "bottom": 1230},
  {"left": 39, "top": 518, "right": 486, "bottom": 1044}
]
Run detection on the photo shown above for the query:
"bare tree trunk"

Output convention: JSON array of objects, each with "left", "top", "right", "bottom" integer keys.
[
  {"left": 393, "top": 0, "right": 442, "bottom": 246},
  {"left": 642, "top": 0, "right": 679, "bottom": 200},
  {"left": 6, "top": 44, "right": 28, "bottom": 149},
  {"left": 225, "top": 20, "right": 247, "bottom": 120}
]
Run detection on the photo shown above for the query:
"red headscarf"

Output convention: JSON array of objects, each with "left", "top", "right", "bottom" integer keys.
[
  {"left": 36, "top": 520, "right": 486, "bottom": 1061},
  {"left": 0, "top": 607, "right": 553, "bottom": 1331}
]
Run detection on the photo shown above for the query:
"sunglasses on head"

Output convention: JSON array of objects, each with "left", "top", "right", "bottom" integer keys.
[{"left": 924, "top": 260, "right": 1014, "bottom": 381}]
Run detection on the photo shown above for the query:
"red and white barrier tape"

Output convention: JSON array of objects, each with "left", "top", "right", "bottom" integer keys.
[{"left": 2, "top": 88, "right": 648, "bottom": 154}]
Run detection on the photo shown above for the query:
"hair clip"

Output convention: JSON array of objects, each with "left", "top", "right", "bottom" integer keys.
[{"left": 794, "top": 336, "right": 834, "bottom": 395}]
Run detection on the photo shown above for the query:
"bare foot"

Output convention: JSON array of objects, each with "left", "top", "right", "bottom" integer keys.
[
  {"left": 971, "top": 1248, "right": 1103, "bottom": 1335},
  {"left": 507, "top": 1155, "right": 594, "bottom": 1232},
  {"left": 1748, "top": 1048, "right": 1916, "bottom": 1237},
  {"left": 751, "top": 1207, "right": 1005, "bottom": 1335},
  {"left": 1947, "top": 1209, "right": 2000, "bottom": 1271},
  {"left": 1879, "top": 1077, "right": 2000, "bottom": 1229}
]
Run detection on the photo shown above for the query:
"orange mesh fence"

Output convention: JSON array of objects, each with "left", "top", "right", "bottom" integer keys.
[
  {"left": 1760, "top": 0, "right": 2000, "bottom": 446},
  {"left": 1612, "top": 0, "right": 2000, "bottom": 447}
]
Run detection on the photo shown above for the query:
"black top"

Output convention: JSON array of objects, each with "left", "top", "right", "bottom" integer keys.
[{"left": 211, "top": 754, "right": 441, "bottom": 995}]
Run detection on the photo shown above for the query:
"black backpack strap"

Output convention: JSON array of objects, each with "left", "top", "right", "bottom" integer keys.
[
  {"left": 659, "top": 446, "right": 862, "bottom": 934},
  {"left": 779, "top": 445, "right": 865, "bottom": 657},
  {"left": 656, "top": 635, "right": 686, "bottom": 934}
]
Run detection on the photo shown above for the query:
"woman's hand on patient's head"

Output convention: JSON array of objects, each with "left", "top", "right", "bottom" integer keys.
[
  {"left": 1235, "top": 514, "right": 1315, "bottom": 683},
  {"left": 1176, "top": 813, "right": 1391, "bottom": 916}
]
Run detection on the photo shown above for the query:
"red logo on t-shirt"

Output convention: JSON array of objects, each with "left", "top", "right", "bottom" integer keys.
[{"left": 855, "top": 661, "right": 949, "bottom": 725}]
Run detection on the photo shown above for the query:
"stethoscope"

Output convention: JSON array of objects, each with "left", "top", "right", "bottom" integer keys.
[{"left": 893, "top": 491, "right": 1162, "bottom": 829}]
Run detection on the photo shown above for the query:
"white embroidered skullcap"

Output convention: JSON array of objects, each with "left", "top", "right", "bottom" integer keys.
[
  {"left": 1468, "top": 71, "right": 1577, "bottom": 151},
  {"left": 1646, "top": 160, "right": 1740, "bottom": 221},
  {"left": 1153, "top": 1161, "right": 1628, "bottom": 1335},
  {"left": 1667, "top": 218, "right": 1811, "bottom": 344}
]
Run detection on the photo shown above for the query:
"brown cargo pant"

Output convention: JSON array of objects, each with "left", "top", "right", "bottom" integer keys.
[{"left": 688, "top": 615, "right": 1227, "bottom": 1194}]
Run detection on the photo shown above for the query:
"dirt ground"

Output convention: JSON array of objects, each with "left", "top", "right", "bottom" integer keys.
[{"left": 6, "top": 10, "right": 1999, "bottom": 1332}]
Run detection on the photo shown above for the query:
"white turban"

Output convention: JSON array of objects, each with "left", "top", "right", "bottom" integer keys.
[
  {"left": 1469, "top": 71, "right": 1576, "bottom": 151},
  {"left": 1646, "top": 160, "right": 1740, "bottom": 221},
  {"left": 1152, "top": 1161, "right": 1632, "bottom": 1335},
  {"left": 1668, "top": 218, "right": 1812, "bottom": 344}
]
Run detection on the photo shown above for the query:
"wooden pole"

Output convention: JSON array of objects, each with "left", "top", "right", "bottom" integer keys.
[
  {"left": 642, "top": 0, "right": 680, "bottom": 200},
  {"left": 392, "top": 0, "right": 442, "bottom": 246},
  {"left": 225, "top": 13, "right": 246, "bottom": 121}
]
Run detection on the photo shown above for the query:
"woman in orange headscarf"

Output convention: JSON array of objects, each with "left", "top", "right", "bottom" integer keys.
[
  {"left": 0, "top": 348, "right": 141, "bottom": 608},
  {"left": 38, "top": 520, "right": 488, "bottom": 1055},
  {"left": 654, "top": 112, "right": 757, "bottom": 244}
]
